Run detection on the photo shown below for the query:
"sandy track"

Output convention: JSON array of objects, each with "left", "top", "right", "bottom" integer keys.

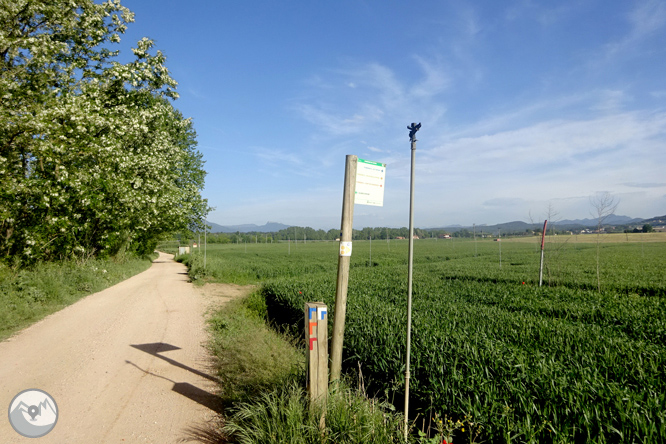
[{"left": 0, "top": 252, "right": 220, "bottom": 443}]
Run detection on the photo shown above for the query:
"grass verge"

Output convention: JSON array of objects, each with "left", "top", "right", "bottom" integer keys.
[
  {"left": 192, "top": 290, "right": 407, "bottom": 444},
  {"left": 207, "top": 291, "right": 304, "bottom": 404},
  {"left": 0, "top": 255, "right": 154, "bottom": 340}
]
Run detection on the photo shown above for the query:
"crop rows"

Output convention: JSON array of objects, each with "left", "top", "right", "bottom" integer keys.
[{"left": 188, "top": 236, "right": 666, "bottom": 443}]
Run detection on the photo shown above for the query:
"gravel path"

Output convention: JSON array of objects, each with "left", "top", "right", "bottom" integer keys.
[{"left": 1, "top": 251, "right": 219, "bottom": 443}]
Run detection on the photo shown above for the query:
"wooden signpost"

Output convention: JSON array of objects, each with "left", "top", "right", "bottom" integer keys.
[
  {"left": 330, "top": 155, "right": 386, "bottom": 385},
  {"left": 329, "top": 155, "right": 356, "bottom": 385},
  {"left": 326, "top": 153, "right": 387, "bottom": 425}
]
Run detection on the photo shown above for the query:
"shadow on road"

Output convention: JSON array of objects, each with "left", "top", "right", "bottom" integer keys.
[{"left": 128, "top": 342, "right": 222, "bottom": 414}]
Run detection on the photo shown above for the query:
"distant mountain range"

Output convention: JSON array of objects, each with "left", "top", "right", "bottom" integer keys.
[
  {"left": 207, "top": 221, "right": 292, "bottom": 233},
  {"left": 207, "top": 214, "right": 665, "bottom": 233},
  {"left": 434, "top": 214, "right": 662, "bottom": 232},
  {"left": 553, "top": 215, "right": 644, "bottom": 227},
  {"left": 639, "top": 215, "right": 666, "bottom": 226}
]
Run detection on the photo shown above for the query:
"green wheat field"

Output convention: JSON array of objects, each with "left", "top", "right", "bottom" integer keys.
[{"left": 179, "top": 233, "right": 665, "bottom": 443}]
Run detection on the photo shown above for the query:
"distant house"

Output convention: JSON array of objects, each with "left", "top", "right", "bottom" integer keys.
[
  {"left": 396, "top": 236, "right": 405, "bottom": 240},
  {"left": 413, "top": 235, "right": 419, "bottom": 239}
]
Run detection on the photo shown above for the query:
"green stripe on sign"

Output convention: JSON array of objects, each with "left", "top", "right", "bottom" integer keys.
[{"left": 358, "top": 158, "right": 386, "bottom": 167}]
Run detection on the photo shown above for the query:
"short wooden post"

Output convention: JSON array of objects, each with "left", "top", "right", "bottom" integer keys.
[{"left": 305, "top": 302, "right": 328, "bottom": 426}]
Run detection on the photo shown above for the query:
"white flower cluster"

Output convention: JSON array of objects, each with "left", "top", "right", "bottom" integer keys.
[{"left": 1, "top": 0, "right": 209, "bottom": 263}]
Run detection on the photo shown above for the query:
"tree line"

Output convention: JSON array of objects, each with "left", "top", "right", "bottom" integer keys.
[
  {"left": 186, "top": 222, "right": 649, "bottom": 245},
  {"left": 202, "top": 227, "right": 459, "bottom": 244},
  {"left": 1, "top": 1, "right": 208, "bottom": 264}
]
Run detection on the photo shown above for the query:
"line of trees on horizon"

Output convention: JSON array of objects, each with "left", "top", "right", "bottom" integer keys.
[
  {"left": 191, "top": 226, "right": 548, "bottom": 244},
  {"left": 177, "top": 220, "right": 659, "bottom": 245}
]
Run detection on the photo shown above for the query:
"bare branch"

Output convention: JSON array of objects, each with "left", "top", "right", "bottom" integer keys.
[{"left": 590, "top": 192, "right": 619, "bottom": 230}]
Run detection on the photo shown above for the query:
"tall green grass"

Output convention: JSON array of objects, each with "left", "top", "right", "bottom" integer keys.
[
  {"left": 207, "top": 293, "right": 305, "bottom": 404},
  {"left": 195, "top": 292, "right": 407, "bottom": 444},
  {"left": 185, "top": 237, "right": 666, "bottom": 443},
  {"left": 221, "top": 382, "right": 405, "bottom": 444},
  {"left": 0, "top": 256, "right": 153, "bottom": 340}
]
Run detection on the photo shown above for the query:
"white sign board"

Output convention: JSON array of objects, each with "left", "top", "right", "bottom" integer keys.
[{"left": 355, "top": 158, "right": 386, "bottom": 206}]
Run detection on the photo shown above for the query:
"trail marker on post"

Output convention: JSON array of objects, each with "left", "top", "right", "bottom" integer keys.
[{"left": 305, "top": 302, "right": 328, "bottom": 428}]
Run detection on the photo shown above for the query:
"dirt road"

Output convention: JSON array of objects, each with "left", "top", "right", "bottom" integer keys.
[{"left": 1, "top": 252, "right": 220, "bottom": 443}]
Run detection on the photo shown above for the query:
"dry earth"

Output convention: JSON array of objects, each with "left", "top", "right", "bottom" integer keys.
[{"left": 0, "top": 252, "right": 249, "bottom": 443}]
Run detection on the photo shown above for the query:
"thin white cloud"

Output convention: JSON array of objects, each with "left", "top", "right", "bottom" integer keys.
[
  {"left": 295, "top": 103, "right": 383, "bottom": 135},
  {"left": 186, "top": 88, "right": 207, "bottom": 100},
  {"left": 629, "top": 0, "right": 666, "bottom": 38},
  {"left": 280, "top": 41, "right": 666, "bottom": 227},
  {"left": 591, "top": 90, "right": 632, "bottom": 113},
  {"left": 504, "top": 1, "right": 582, "bottom": 26},
  {"left": 294, "top": 60, "right": 450, "bottom": 139},
  {"left": 253, "top": 147, "right": 304, "bottom": 166},
  {"left": 407, "top": 109, "right": 666, "bottom": 225},
  {"left": 623, "top": 182, "right": 666, "bottom": 188},
  {"left": 483, "top": 198, "right": 526, "bottom": 207},
  {"left": 410, "top": 56, "right": 451, "bottom": 99},
  {"left": 599, "top": 0, "right": 666, "bottom": 62},
  {"left": 425, "top": 111, "right": 666, "bottom": 174}
]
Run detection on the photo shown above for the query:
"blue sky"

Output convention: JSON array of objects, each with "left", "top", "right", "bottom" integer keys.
[{"left": 119, "top": 0, "right": 666, "bottom": 229}]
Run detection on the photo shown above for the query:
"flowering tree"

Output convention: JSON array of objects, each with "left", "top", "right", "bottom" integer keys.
[{"left": 1, "top": 0, "right": 209, "bottom": 263}]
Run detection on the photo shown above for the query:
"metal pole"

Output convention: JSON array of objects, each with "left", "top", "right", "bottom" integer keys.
[
  {"left": 330, "top": 155, "right": 357, "bottom": 385},
  {"left": 404, "top": 122, "right": 420, "bottom": 441}
]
